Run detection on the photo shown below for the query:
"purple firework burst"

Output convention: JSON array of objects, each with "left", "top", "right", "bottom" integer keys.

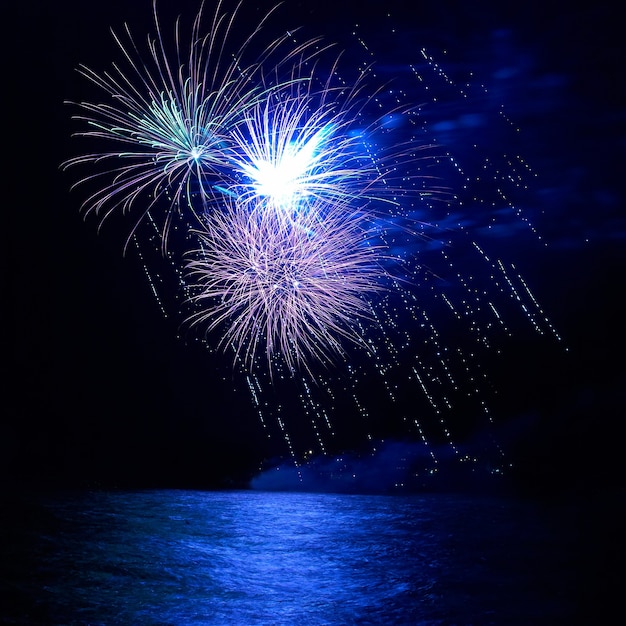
[{"left": 185, "top": 198, "right": 387, "bottom": 373}]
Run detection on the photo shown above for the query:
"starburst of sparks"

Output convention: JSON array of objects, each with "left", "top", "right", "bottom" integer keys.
[
  {"left": 186, "top": 198, "right": 385, "bottom": 373},
  {"left": 225, "top": 68, "right": 385, "bottom": 213}
]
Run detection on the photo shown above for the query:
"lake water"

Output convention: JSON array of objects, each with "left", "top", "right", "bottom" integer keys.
[{"left": 0, "top": 489, "right": 613, "bottom": 624}]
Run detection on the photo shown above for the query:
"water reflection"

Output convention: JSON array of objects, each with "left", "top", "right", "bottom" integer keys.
[{"left": 5, "top": 490, "right": 578, "bottom": 624}]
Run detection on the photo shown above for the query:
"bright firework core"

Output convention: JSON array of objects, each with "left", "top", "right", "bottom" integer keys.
[
  {"left": 241, "top": 124, "right": 333, "bottom": 208},
  {"left": 226, "top": 76, "right": 378, "bottom": 215}
]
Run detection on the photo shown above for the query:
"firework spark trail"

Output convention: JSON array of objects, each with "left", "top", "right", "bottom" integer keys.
[
  {"left": 185, "top": 197, "right": 386, "bottom": 374},
  {"left": 229, "top": 87, "right": 363, "bottom": 211}
]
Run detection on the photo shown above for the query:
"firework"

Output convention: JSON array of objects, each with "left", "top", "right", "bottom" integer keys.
[
  {"left": 185, "top": 198, "right": 386, "bottom": 373},
  {"left": 224, "top": 63, "right": 385, "bottom": 214},
  {"left": 61, "top": 0, "right": 323, "bottom": 248}
]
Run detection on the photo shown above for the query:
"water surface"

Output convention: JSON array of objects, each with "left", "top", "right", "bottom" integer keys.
[{"left": 1, "top": 490, "right": 594, "bottom": 624}]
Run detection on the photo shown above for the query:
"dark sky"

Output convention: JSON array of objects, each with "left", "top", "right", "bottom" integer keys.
[{"left": 4, "top": 0, "right": 625, "bottom": 493}]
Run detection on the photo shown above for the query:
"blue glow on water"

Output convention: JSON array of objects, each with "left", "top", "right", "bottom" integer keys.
[{"left": 3, "top": 490, "right": 583, "bottom": 624}]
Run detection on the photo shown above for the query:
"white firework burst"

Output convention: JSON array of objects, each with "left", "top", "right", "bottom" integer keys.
[{"left": 225, "top": 65, "right": 382, "bottom": 214}]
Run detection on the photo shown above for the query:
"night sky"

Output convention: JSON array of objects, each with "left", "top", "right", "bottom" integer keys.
[{"left": 4, "top": 0, "right": 625, "bottom": 494}]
